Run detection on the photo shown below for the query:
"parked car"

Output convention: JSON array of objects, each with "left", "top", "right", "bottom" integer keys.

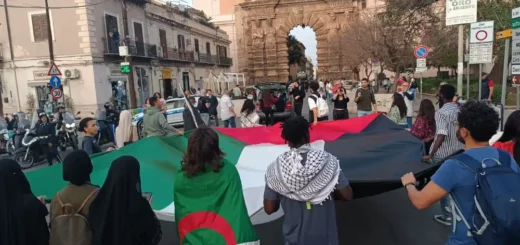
[
  {"left": 132, "top": 96, "right": 221, "bottom": 138},
  {"left": 247, "top": 82, "right": 293, "bottom": 124}
]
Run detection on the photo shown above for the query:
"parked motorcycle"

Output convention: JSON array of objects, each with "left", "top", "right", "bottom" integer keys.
[
  {"left": 56, "top": 111, "right": 79, "bottom": 151},
  {"left": 13, "top": 110, "right": 52, "bottom": 169},
  {"left": 13, "top": 112, "right": 31, "bottom": 150},
  {"left": 0, "top": 117, "right": 13, "bottom": 155}
]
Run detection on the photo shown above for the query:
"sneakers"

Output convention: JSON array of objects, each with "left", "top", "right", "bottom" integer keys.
[{"left": 434, "top": 215, "right": 452, "bottom": 226}]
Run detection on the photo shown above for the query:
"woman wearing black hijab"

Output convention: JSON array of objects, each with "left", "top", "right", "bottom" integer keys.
[
  {"left": 0, "top": 159, "right": 49, "bottom": 245},
  {"left": 88, "top": 156, "right": 162, "bottom": 245},
  {"left": 49, "top": 150, "right": 99, "bottom": 227}
]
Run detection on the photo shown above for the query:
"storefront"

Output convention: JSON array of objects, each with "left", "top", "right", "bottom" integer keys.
[
  {"left": 109, "top": 68, "right": 129, "bottom": 110},
  {"left": 28, "top": 70, "right": 64, "bottom": 112}
]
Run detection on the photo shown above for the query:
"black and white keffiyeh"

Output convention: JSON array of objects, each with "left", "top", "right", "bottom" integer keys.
[{"left": 266, "top": 146, "right": 341, "bottom": 205}]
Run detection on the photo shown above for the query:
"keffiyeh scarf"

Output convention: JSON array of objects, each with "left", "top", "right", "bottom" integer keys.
[{"left": 266, "top": 146, "right": 341, "bottom": 205}]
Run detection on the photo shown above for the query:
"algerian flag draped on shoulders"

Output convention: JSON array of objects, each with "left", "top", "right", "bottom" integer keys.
[{"left": 174, "top": 163, "right": 259, "bottom": 245}]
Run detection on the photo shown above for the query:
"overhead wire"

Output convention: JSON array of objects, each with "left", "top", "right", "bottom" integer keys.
[{"left": 0, "top": 1, "right": 105, "bottom": 9}]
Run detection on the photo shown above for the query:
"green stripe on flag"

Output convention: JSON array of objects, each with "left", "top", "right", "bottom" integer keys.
[{"left": 25, "top": 131, "right": 248, "bottom": 210}]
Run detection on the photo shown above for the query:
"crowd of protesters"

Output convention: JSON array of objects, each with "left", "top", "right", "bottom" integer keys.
[{"left": 3, "top": 74, "right": 520, "bottom": 245}]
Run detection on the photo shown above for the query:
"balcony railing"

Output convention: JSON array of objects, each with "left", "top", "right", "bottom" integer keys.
[{"left": 101, "top": 39, "right": 232, "bottom": 66}]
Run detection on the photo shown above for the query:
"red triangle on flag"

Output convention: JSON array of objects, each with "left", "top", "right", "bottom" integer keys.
[{"left": 48, "top": 63, "right": 62, "bottom": 76}]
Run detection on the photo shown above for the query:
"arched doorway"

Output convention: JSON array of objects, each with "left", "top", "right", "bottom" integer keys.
[{"left": 235, "top": 1, "right": 358, "bottom": 83}]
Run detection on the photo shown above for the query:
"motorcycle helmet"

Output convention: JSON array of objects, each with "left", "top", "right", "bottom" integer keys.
[{"left": 104, "top": 102, "right": 113, "bottom": 111}]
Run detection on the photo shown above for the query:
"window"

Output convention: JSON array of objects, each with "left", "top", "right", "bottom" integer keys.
[
  {"left": 177, "top": 35, "right": 185, "bottom": 50},
  {"left": 206, "top": 42, "right": 211, "bottom": 55},
  {"left": 361, "top": 0, "right": 367, "bottom": 9},
  {"left": 29, "top": 11, "right": 55, "bottom": 42},
  {"left": 194, "top": 39, "right": 199, "bottom": 53},
  {"left": 105, "top": 13, "right": 120, "bottom": 54}
]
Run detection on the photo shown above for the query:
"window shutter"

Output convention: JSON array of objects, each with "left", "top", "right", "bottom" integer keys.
[{"left": 32, "top": 14, "right": 49, "bottom": 42}]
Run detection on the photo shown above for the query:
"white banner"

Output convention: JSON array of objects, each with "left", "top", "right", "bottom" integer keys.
[{"left": 446, "top": 0, "right": 477, "bottom": 26}]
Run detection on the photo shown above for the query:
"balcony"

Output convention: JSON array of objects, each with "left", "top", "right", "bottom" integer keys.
[
  {"left": 218, "top": 57, "right": 233, "bottom": 66},
  {"left": 102, "top": 37, "right": 120, "bottom": 55},
  {"left": 198, "top": 53, "right": 212, "bottom": 63}
]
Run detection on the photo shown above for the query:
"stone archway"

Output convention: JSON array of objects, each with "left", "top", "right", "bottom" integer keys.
[{"left": 235, "top": 0, "right": 358, "bottom": 83}]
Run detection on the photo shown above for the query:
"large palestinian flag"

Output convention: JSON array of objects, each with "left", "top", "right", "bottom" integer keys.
[{"left": 25, "top": 114, "right": 435, "bottom": 230}]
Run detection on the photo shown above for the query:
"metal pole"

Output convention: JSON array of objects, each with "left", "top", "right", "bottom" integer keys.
[
  {"left": 420, "top": 73, "right": 423, "bottom": 101},
  {"left": 501, "top": 38, "right": 510, "bottom": 107},
  {"left": 3, "top": 0, "right": 21, "bottom": 111},
  {"left": 466, "top": 63, "right": 470, "bottom": 99},
  {"left": 121, "top": 0, "right": 137, "bottom": 108},
  {"left": 478, "top": 64, "right": 482, "bottom": 101},
  {"left": 457, "top": 25, "right": 464, "bottom": 96},
  {"left": 44, "top": 0, "right": 54, "bottom": 63},
  {"left": 517, "top": 87, "right": 519, "bottom": 110}
]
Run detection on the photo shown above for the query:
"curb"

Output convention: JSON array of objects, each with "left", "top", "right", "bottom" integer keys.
[{"left": 421, "top": 93, "right": 517, "bottom": 110}]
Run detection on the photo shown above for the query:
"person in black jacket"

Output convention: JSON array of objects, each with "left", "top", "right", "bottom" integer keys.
[
  {"left": 35, "top": 112, "right": 61, "bottom": 166},
  {"left": 206, "top": 89, "right": 219, "bottom": 126},
  {"left": 291, "top": 82, "right": 306, "bottom": 117},
  {"left": 197, "top": 93, "right": 210, "bottom": 126}
]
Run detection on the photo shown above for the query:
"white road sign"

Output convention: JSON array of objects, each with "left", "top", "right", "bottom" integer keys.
[
  {"left": 415, "top": 67, "right": 427, "bottom": 73},
  {"left": 512, "top": 39, "right": 520, "bottom": 52},
  {"left": 416, "top": 58, "right": 426, "bottom": 68},
  {"left": 512, "top": 64, "right": 520, "bottom": 75},
  {"left": 513, "top": 7, "right": 520, "bottom": 19},
  {"left": 470, "top": 21, "right": 494, "bottom": 43},
  {"left": 445, "top": 0, "right": 477, "bottom": 26},
  {"left": 469, "top": 43, "right": 493, "bottom": 64},
  {"left": 513, "top": 29, "right": 520, "bottom": 65}
]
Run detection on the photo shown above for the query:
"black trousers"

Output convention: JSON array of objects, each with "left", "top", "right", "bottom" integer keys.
[
  {"left": 333, "top": 109, "right": 349, "bottom": 120},
  {"left": 294, "top": 102, "right": 303, "bottom": 117},
  {"left": 42, "top": 144, "right": 61, "bottom": 166},
  {"left": 263, "top": 108, "right": 274, "bottom": 126}
]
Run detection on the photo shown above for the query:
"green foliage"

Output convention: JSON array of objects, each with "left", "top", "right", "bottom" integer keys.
[
  {"left": 420, "top": 77, "right": 514, "bottom": 105},
  {"left": 287, "top": 35, "right": 305, "bottom": 66}
]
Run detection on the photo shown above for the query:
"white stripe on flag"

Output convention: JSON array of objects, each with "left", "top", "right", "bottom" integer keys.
[
  {"left": 238, "top": 241, "right": 260, "bottom": 245},
  {"left": 156, "top": 140, "right": 326, "bottom": 225}
]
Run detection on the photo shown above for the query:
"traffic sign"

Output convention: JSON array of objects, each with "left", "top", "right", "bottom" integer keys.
[
  {"left": 51, "top": 88, "right": 63, "bottom": 100},
  {"left": 47, "top": 63, "right": 62, "bottom": 76},
  {"left": 49, "top": 76, "right": 61, "bottom": 88},
  {"left": 416, "top": 58, "right": 426, "bottom": 68},
  {"left": 415, "top": 67, "right": 427, "bottom": 73},
  {"left": 414, "top": 45, "right": 429, "bottom": 59},
  {"left": 469, "top": 43, "right": 493, "bottom": 64},
  {"left": 512, "top": 64, "right": 520, "bottom": 75},
  {"left": 496, "top": 29, "right": 512, "bottom": 40},
  {"left": 470, "top": 21, "right": 494, "bottom": 43},
  {"left": 513, "top": 7, "right": 520, "bottom": 19}
]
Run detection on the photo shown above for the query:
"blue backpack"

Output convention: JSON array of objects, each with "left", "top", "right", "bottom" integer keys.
[{"left": 449, "top": 149, "right": 520, "bottom": 245}]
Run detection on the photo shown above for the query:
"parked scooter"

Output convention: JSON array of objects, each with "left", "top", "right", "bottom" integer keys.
[
  {"left": 13, "top": 112, "right": 31, "bottom": 150},
  {"left": 56, "top": 111, "right": 80, "bottom": 151},
  {"left": 0, "top": 117, "right": 13, "bottom": 155}
]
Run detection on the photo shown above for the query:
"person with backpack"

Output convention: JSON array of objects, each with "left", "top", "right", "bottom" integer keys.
[
  {"left": 308, "top": 81, "right": 329, "bottom": 125},
  {"left": 88, "top": 156, "right": 162, "bottom": 245},
  {"left": 0, "top": 159, "right": 49, "bottom": 245},
  {"left": 355, "top": 78, "right": 377, "bottom": 117},
  {"left": 49, "top": 150, "right": 98, "bottom": 245},
  {"left": 401, "top": 101, "right": 520, "bottom": 245}
]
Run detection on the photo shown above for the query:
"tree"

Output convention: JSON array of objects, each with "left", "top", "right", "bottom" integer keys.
[
  {"left": 287, "top": 35, "right": 306, "bottom": 66},
  {"left": 421, "top": 24, "right": 458, "bottom": 70}
]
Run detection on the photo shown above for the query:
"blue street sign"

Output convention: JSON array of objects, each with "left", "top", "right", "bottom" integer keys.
[
  {"left": 49, "top": 76, "right": 61, "bottom": 88},
  {"left": 414, "top": 45, "right": 429, "bottom": 59}
]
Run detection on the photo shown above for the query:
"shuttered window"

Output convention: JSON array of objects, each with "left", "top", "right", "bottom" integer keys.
[{"left": 31, "top": 13, "right": 49, "bottom": 42}]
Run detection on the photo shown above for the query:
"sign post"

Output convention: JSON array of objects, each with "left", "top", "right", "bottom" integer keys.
[
  {"left": 512, "top": 7, "right": 520, "bottom": 109},
  {"left": 445, "top": 0, "right": 477, "bottom": 97},
  {"left": 469, "top": 21, "right": 494, "bottom": 65}
]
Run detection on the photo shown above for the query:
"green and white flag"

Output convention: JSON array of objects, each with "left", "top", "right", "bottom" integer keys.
[{"left": 174, "top": 163, "right": 259, "bottom": 245}]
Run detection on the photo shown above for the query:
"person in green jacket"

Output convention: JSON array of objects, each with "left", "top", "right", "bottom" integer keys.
[{"left": 142, "top": 96, "right": 183, "bottom": 137}]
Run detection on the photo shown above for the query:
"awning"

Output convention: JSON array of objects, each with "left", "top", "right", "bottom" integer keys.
[{"left": 27, "top": 80, "right": 50, "bottom": 87}]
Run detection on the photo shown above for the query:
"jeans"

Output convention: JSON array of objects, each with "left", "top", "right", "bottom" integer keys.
[
  {"left": 440, "top": 195, "right": 452, "bottom": 218},
  {"left": 407, "top": 117, "right": 413, "bottom": 129},
  {"left": 200, "top": 113, "right": 210, "bottom": 126},
  {"left": 107, "top": 123, "right": 116, "bottom": 143},
  {"left": 294, "top": 103, "right": 303, "bottom": 117},
  {"left": 223, "top": 116, "right": 236, "bottom": 128},
  {"left": 357, "top": 110, "right": 372, "bottom": 117}
]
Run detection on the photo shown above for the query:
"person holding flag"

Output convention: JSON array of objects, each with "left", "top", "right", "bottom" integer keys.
[{"left": 174, "top": 127, "right": 259, "bottom": 245}]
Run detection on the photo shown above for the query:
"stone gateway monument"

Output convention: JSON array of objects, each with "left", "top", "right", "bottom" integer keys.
[{"left": 235, "top": 0, "right": 359, "bottom": 83}]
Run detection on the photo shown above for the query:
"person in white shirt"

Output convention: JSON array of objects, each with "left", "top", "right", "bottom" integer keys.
[
  {"left": 319, "top": 80, "right": 325, "bottom": 94},
  {"left": 220, "top": 90, "right": 236, "bottom": 128},
  {"left": 240, "top": 99, "right": 260, "bottom": 128},
  {"left": 400, "top": 82, "right": 414, "bottom": 128},
  {"left": 232, "top": 84, "right": 242, "bottom": 99}
]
